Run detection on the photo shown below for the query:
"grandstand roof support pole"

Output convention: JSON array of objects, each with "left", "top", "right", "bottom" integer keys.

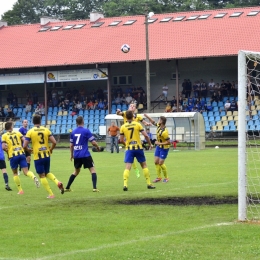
[
  {"left": 145, "top": 12, "right": 151, "bottom": 112},
  {"left": 107, "top": 64, "right": 111, "bottom": 113},
  {"left": 44, "top": 68, "right": 47, "bottom": 126},
  {"left": 176, "top": 59, "right": 179, "bottom": 112}
]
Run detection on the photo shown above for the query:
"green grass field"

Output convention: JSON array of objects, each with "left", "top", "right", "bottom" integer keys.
[{"left": 1, "top": 148, "right": 260, "bottom": 260}]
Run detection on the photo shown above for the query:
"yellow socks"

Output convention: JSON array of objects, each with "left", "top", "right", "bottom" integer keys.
[
  {"left": 123, "top": 169, "right": 130, "bottom": 187},
  {"left": 26, "top": 171, "right": 36, "bottom": 179},
  {"left": 143, "top": 168, "right": 152, "bottom": 185},
  {"left": 46, "top": 173, "right": 59, "bottom": 185},
  {"left": 40, "top": 177, "right": 54, "bottom": 196},
  {"left": 160, "top": 164, "right": 168, "bottom": 178},
  {"left": 155, "top": 164, "right": 162, "bottom": 178},
  {"left": 13, "top": 176, "right": 22, "bottom": 192}
]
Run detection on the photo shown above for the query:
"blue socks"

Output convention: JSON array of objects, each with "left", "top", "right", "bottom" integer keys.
[
  {"left": 3, "top": 173, "right": 8, "bottom": 185},
  {"left": 92, "top": 173, "right": 97, "bottom": 189}
]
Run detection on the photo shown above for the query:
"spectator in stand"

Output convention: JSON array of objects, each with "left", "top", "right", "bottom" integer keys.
[
  {"left": 142, "top": 93, "right": 147, "bottom": 109},
  {"left": 186, "top": 79, "right": 192, "bottom": 98},
  {"left": 226, "top": 80, "right": 232, "bottom": 96},
  {"left": 51, "top": 87, "right": 58, "bottom": 100},
  {"left": 193, "top": 81, "right": 199, "bottom": 98},
  {"left": 216, "top": 90, "right": 223, "bottom": 102},
  {"left": 6, "top": 107, "right": 14, "bottom": 119},
  {"left": 58, "top": 89, "right": 64, "bottom": 102},
  {"left": 230, "top": 99, "right": 237, "bottom": 112},
  {"left": 25, "top": 102, "right": 31, "bottom": 114},
  {"left": 208, "top": 79, "right": 215, "bottom": 96},
  {"left": 193, "top": 101, "right": 201, "bottom": 112},
  {"left": 76, "top": 101, "right": 82, "bottom": 111},
  {"left": 186, "top": 102, "right": 194, "bottom": 112},
  {"left": 114, "top": 94, "right": 121, "bottom": 105},
  {"left": 97, "top": 100, "right": 104, "bottom": 110},
  {"left": 40, "top": 105, "right": 45, "bottom": 117},
  {"left": 170, "top": 96, "right": 177, "bottom": 107},
  {"left": 103, "top": 99, "right": 108, "bottom": 110},
  {"left": 165, "top": 103, "right": 172, "bottom": 112},
  {"left": 182, "top": 79, "right": 188, "bottom": 98},
  {"left": 231, "top": 81, "right": 237, "bottom": 96},
  {"left": 211, "top": 92, "right": 218, "bottom": 102},
  {"left": 87, "top": 100, "right": 94, "bottom": 110},
  {"left": 12, "top": 94, "right": 18, "bottom": 107},
  {"left": 136, "top": 93, "right": 143, "bottom": 107},
  {"left": 32, "top": 92, "right": 38, "bottom": 104},
  {"left": 59, "top": 101, "right": 67, "bottom": 111},
  {"left": 0, "top": 107, "right": 5, "bottom": 120},
  {"left": 66, "top": 88, "right": 72, "bottom": 101},
  {"left": 171, "top": 103, "right": 177, "bottom": 112},
  {"left": 125, "top": 93, "right": 133, "bottom": 105},
  {"left": 200, "top": 81, "right": 207, "bottom": 98},
  {"left": 82, "top": 101, "right": 87, "bottom": 110},
  {"left": 7, "top": 91, "right": 14, "bottom": 104},
  {"left": 34, "top": 105, "right": 41, "bottom": 115},
  {"left": 52, "top": 97, "right": 58, "bottom": 108},
  {"left": 214, "top": 83, "right": 221, "bottom": 93},
  {"left": 221, "top": 80, "right": 227, "bottom": 96},
  {"left": 205, "top": 101, "right": 212, "bottom": 112},
  {"left": 25, "top": 90, "right": 31, "bottom": 100},
  {"left": 72, "top": 87, "right": 79, "bottom": 98},
  {"left": 71, "top": 105, "right": 78, "bottom": 116},
  {"left": 224, "top": 99, "right": 231, "bottom": 112},
  {"left": 121, "top": 93, "right": 127, "bottom": 104},
  {"left": 162, "top": 83, "right": 168, "bottom": 102},
  {"left": 93, "top": 100, "right": 99, "bottom": 110}
]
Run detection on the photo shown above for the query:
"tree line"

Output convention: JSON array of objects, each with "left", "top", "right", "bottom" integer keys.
[{"left": 2, "top": 0, "right": 260, "bottom": 25}]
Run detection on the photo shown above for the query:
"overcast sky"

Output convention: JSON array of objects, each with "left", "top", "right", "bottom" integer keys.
[{"left": 0, "top": 0, "right": 17, "bottom": 19}]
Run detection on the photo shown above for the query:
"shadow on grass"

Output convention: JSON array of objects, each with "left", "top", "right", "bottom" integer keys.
[{"left": 115, "top": 196, "right": 238, "bottom": 206}]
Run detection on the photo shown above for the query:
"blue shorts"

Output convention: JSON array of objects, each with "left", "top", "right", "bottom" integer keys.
[
  {"left": 34, "top": 157, "right": 50, "bottom": 174},
  {"left": 124, "top": 149, "right": 146, "bottom": 164},
  {"left": 154, "top": 146, "right": 169, "bottom": 160},
  {"left": 10, "top": 155, "right": 28, "bottom": 169}
]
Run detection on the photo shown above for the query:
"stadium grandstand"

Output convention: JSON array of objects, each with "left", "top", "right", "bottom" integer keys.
[{"left": 0, "top": 7, "right": 260, "bottom": 136}]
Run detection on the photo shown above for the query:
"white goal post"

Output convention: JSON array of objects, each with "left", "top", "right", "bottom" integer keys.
[{"left": 238, "top": 50, "right": 260, "bottom": 221}]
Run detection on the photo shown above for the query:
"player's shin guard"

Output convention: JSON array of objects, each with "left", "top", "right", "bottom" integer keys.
[
  {"left": 40, "top": 177, "right": 54, "bottom": 196},
  {"left": 142, "top": 168, "right": 152, "bottom": 185},
  {"left": 91, "top": 173, "right": 97, "bottom": 189},
  {"left": 46, "top": 173, "right": 59, "bottom": 185},
  {"left": 66, "top": 174, "right": 76, "bottom": 189},
  {"left": 13, "top": 175, "right": 22, "bottom": 192},
  {"left": 123, "top": 169, "right": 130, "bottom": 187},
  {"left": 27, "top": 163, "right": 30, "bottom": 170},
  {"left": 155, "top": 164, "right": 162, "bottom": 178},
  {"left": 3, "top": 172, "right": 8, "bottom": 185},
  {"left": 160, "top": 164, "right": 168, "bottom": 178},
  {"left": 26, "top": 171, "right": 36, "bottom": 179}
]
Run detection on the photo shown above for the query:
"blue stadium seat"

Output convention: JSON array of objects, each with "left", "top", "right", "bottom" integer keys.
[
  {"left": 88, "top": 119, "right": 94, "bottom": 124},
  {"left": 253, "top": 115, "right": 259, "bottom": 120},
  {"left": 89, "top": 110, "right": 94, "bottom": 115},
  {"left": 79, "top": 110, "right": 83, "bottom": 115},
  {"left": 210, "top": 121, "right": 215, "bottom": 126},
  {"left": 215, "top": 116, "right": 221, "bottom": 121},
  {"left": 84, "top": 110, "right": 89, "bottom": 115},
  {"left": 208, "top": 111, "right": 213, "bottom": 117},
  {"left": 214, "top": 111, "right": 220, "bottom": 117},
  {"left": 229, "top": 121, "right": 235, "bottom": 126},
  {"left": 209, "top": 116, "right": 214, "bottom": 122},
  {"left": 247, "top": 120, "right": 254, "bottom": 126},
  {"left": 212, "top": 101, "right": 217, "bottom": 107},
  {"left": 205, "top": 126, "right": 211, "bottom": 132},
  {"left": 249, "top": 125, "right": 256, "bottom": 131},
  {"left": 202, "top": 112, "right": 207, "bottom": 117},
  {"left": 223, "top": 97, "right": 228, "bottom": 102},
  {"left": 254, "top": 120, "right": 260, "bottom": 126},
  {"left": 89, "top": 115, "right": 94, "bottom": 120},
  {"left": 223, "top": 125, "right": 230, "bottom": 131},
  {"left": 230, "top": 125, "right": 237, "bottom": 131},
  {"left": 218, "top": 101, "right": 224, "bottom": 107},
  {"left": 205, "top": 121, "right": 210, "bottom": 127},
  {"left": 213, "top": 107, "right": 219, "bottom": 112},
  {"left": 100, "top": 119, "right": 105, "bottom": 125},
  {"left": 220, "top": 111, "right": 226, "bottom": 117}
]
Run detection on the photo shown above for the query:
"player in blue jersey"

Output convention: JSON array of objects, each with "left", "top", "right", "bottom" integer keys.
[
  {"left": 19, "top": 120, "right": 31, "bottom": 173},
  {"left": 0, "top": 136, "right": 12, "bottom": 191},
  {"left": 65, "top": 116, "right": 101, "bottom": 192}
]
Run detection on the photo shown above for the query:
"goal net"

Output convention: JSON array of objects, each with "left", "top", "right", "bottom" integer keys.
[{"left": 238, "top": 50, "right": 260, "bottom": 221}]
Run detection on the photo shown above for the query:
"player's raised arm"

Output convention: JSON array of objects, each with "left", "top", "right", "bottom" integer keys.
[
  {"left": 144, "top": 114, "right": 156, "bottom": 126},
  {"left": 116, "top": 109, "right": 123, "bottom": 116}
]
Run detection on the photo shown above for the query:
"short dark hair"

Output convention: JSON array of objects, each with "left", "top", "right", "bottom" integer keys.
[
  {"left": 160, "top": 116, "right": 167, "bottom": 125},
  {"left": 5, "top": 121, "right": 13, "bottom": 130},
  {"left": 125, "top": 110, "right": 133, "bottom": 120},
  {"left": 76, "top": 116, "right": 84, "bottom": 125},
  {"left": 33, "top": 114, "right": 41, "bottom": 125}
]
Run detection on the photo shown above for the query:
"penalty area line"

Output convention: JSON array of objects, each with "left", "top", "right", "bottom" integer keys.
[{"left": 34, "top": 222, "right": 235, "bottom": 260}]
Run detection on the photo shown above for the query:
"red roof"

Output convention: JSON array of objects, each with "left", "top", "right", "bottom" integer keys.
[{"left": 0, "top": 7, "right": 260, "bottom": 69}]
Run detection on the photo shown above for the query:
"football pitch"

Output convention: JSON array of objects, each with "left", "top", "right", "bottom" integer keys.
[{"left": 1, "top": 147, "right": 260, "bottom": 260}]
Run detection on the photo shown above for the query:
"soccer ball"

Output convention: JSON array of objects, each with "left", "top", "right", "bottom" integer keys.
[
  {"left": 121, "top": 44, "right": 130, "bottom": 53},
  {"left": 215, "top": 146, "right": 219, "bottom": 149}
]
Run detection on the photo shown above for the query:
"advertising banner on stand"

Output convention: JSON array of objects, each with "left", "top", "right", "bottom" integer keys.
[{"left": 0, "top": 72, "right": 44, "bottom": 85}]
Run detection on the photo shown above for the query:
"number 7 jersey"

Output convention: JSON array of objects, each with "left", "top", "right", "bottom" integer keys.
[{"left": 25, "top": 126, "right": 52, "bottom": 160}]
